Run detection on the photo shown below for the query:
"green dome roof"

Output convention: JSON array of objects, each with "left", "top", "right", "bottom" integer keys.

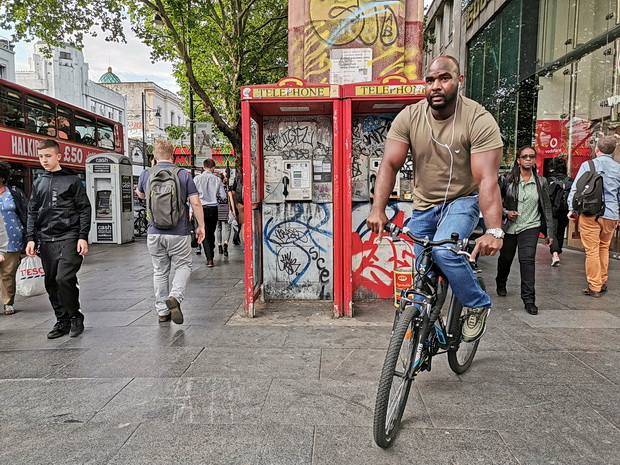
[{"left": 99, "top": 67, "right": 121, "bottom": 84}]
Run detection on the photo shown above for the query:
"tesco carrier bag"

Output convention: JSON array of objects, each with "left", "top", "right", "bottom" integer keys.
[{"left": 16, "top": 255, "right": 46, "bottom": 297}]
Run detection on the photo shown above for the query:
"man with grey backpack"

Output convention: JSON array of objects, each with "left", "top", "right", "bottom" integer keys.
[
  {"left": 136, "top": 139, "right": 205, "bottom": 323},
  {"left": 568, "top": 135, "right": 620, "bottom": 298}
]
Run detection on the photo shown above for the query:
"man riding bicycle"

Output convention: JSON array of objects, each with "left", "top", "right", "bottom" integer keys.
[{"left": 366, "top": 56, "right": 504, "bottom": 342}]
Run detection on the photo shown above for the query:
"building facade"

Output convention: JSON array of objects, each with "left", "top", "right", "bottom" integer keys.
[
  {"left": 425, "top": 0, "right": 620, "bottom": 251},
  {"left": 15, "top": 42, "right": 126, "bottom": 129},
  {"left": 0, "top": 38, "right": 16, "bottom": 82},
  {"left": 98, "top": 80, "right": 187, "bottom": 167}
]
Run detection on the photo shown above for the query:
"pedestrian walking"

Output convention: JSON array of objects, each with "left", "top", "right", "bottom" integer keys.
[
  {"left": 230, "top": 173, "right": 243, "bottom": 246},
  {"left": 215, "top": 173, "right": 232, "bottom": 257},
  {"left": 567, "top": 135, "right": 620, "bottom": 297},
  {"left": 547, "top": 158, "right": 573, "bottom": 266},
  {"left": 136, "top": 139, "right": 205, "bottom": 323},
  {"left": 26, "top": 139, "right": 91, "bottom": 338},
  {"left": 495, "top": 146, "right": 554, "bottom": 315},
  {"left": 0, "top": 162, "right": 27, "bottom": 315},
  {"left": 194, "top": 159, "right": 226, "bottom": 267}
]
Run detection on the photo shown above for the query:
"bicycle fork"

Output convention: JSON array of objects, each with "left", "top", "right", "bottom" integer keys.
[{"left": 407, "top": 301, "right": 433, "bottom": 377}]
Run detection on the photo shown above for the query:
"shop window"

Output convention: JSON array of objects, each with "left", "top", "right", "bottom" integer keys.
[
  {"left": 0, "top": 86, "right": 24, "bottom": 128},
  {"left": 576, "top": 0, "right": 618, "bottom": 47},
  {"left": 75, "top": 112, "right": 97, "bottom": 146},
  {"left": 97, "top": 121, "right": 115, "bottom": 150},
  {"left": 538, "top": 0, "right": 576, "bottom": 66},
  {"left": 25, "top": 95, "right": 57, "bottom": 137}
]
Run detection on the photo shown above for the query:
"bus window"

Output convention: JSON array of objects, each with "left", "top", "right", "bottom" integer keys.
[
  {"left": 0, "top": 86, "right": 24, "bottom": 129},
  {"left": 97, "top": 121, "right": 115, "bottom": 150},
  {"left": 56, "top": 106, "right": 73, "bottom": 140},
  {"left": 75, "top": 112, "right": 97, "bottom": 146},
  {"left": 25, "top": 95, "right": 57, "bottom": 137}
]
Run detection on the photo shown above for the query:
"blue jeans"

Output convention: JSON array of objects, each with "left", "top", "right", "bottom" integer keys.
[{"left": 407, "top": 195, "right": 491, "bottom": 309}]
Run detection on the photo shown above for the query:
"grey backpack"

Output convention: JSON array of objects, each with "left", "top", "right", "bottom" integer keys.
[{"left": 145, "top": 165, "right": 184, "bottom": 229}]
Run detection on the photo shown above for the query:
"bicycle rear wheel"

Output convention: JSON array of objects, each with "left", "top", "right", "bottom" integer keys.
[
  {"left": 447, "top": 277, "right": 485, "bottom": 374},
  {"left": 373, "top": 306, "right": 420, "bottom": 448}
]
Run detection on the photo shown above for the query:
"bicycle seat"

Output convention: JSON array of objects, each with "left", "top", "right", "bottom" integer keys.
[{"left": 469, "top": 227, "right": 484, "bottom": 240}]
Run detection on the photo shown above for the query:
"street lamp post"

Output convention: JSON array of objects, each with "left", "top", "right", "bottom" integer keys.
[
  {"left": 141, "top": 90, "right": 161, "bottom": 169},
  {"left": 189, "top": 89, "right": 195, "bottom": 177}
]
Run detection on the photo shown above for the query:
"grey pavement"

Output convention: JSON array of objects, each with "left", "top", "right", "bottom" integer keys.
[{"left": 1, "top": 238, "right": 619, "bottom": 464}]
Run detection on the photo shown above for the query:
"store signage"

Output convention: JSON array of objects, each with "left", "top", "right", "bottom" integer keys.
[
  {"left": 465, "top": 0, "right": 491, "bottom": 28},
  {"left": 96, "top": 223, "right": 113, "bottom": 242},
  {"left": 248, "top": 87, "right": 331, "bottom": 98},
  {"left": 355, "top": 84, "right": 425, "bottom": 96}
]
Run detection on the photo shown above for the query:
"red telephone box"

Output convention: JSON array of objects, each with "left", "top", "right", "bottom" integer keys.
[
  {"left": 240, "top": 78, "right": 343, "bottom": 316},
  {"left": 341, "top": 75, "right": 426, "bottom": 317}
]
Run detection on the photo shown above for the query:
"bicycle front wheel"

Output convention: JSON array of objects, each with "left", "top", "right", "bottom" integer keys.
[
  {"left": 447, "top": 277, "right": 485, "bottom": 374},
  {"left": 373, "top": 306, "right": 420, "bottom": 448}
]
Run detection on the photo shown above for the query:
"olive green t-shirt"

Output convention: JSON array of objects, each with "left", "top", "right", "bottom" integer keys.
[{"left": 387, "top": 95, "right": 503, "bottom": 210}]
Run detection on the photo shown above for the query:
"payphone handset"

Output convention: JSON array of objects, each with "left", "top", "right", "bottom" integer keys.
[
  {"left": 264, "top": 156, "right": 313, "bottom": 202},
  {"left": 282, "top": 160, "right": 312, "bottom": 201},
  {"left": 369, "top": 157, "right": 400, "bottom": 199}
]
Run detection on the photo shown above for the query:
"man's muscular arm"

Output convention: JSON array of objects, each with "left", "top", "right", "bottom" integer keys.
[
  {"left": 366, "top": 139, "right": 410, "bottom": 236},
  {"left": 470, "top": 148, "right": 504, "bottom": 259}
]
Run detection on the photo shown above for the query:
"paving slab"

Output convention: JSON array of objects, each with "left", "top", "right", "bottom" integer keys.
[
  {"left": 90, "top": 377, "right": 270, "bottom": 424},
  {"left": 570, "top": 350, "right": 620, "bottom": 384},
  {"left": 53, "top": 347, "right": 203, "bottom": 378},
  {"left": 108, "top": 422, "right": 314, "bottom": 465},
  {"left": 171, "top": 325, "right": 289, "bottom": 348},
  {"left": 57, "top": 325, "right": 188, "bottom": 349},
  {"left": 417, "top": 381, "right": 614, "bottom": 433},
  {"left": 313, "top": 426, "right": 518, "bottom": 465},
  {"left": 183, "top": 347, "right": 321, "bottom": 379},
  {"left": 0, "top": 328, "right": 71, "bottom": 350},
  {"left": 32, "top": 310, "right": 149, "bottom": 328},
  {"left": 260, "top": 378, "right": 376, "bottom": 426},
  {"left": 458, "top": 350, "right": 612, "bottom": 385},
  {"left": 512, "top": 309, "right": 620, "bottom": 328},
  {"left": 499, "top": 427, "right": 620, "bottom": 465},
  {"left": 0, "top": 378, "right": 131, "bottom": 424},
  {"left": 284, "top": 326, "right": 391, "bottom": 349},
  {"left": 0, "top": 348, "right": 87, "bottom": 379},
  {"left": 576, "top": 384, "right": 620, "bottom": 429},
  {"left": 0, "top": 422, "right": 139, "bottom": 465}
]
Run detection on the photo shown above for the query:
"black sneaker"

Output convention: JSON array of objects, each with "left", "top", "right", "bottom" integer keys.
[
  {"left": 47, "top": 321, "right": 71, "bottom": 339},
  {"left": 70, "top": 314, "right": 85, "bottom": 337}
]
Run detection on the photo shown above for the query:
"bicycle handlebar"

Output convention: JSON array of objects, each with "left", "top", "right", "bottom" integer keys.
[{"left": 384, "top": 223, "right": 476, "bottom": 257}]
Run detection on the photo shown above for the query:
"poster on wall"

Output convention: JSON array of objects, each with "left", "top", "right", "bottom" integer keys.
[
  {"left": 195, "top": 122, "right": 212, "bottom": 167},
  {"left": 96, "top": 223, "right": 113, "bottom": 242},
  {"left": 121, "top": 175, "right": 132, "bottom": 213},
  {"left": 329, "top": 48, "right": 372, "bottom": 85},
  {"left": 535, "top": 120, "right": 567, "bottom": 158}
]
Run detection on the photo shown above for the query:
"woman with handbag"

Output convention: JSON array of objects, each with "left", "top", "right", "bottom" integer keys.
[
  {"left": 0, "top": 162, "right": 26, "bottom": 314},
  {"left": 495, "top": 147, "right": 555, "bottom": 315}
]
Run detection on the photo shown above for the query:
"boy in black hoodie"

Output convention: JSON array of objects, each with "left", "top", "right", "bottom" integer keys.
[{"left": 26, "top": 139, "right": 91, "bottom": 339}]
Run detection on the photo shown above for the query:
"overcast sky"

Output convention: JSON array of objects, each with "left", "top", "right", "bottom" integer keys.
[{"left": 6, "top": 20, "right": 180, "bottom": 93}]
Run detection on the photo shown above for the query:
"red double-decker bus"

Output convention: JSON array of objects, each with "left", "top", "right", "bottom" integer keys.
[{"left": 0, "top": 78, "right": 125, "bottom": 194}]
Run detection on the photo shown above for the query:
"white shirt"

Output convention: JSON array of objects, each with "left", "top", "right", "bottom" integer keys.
[{"left": 194, "top": 170, "right": 226, "bottom": 207}]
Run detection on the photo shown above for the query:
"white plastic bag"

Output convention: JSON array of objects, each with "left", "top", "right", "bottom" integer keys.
[{"left": 16, "top": 255, "right": 47, "bottom": 297}]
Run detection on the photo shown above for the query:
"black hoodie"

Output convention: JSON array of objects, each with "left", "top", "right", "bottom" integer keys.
[{"left": 26, "top": 167, "right": 91, "bottom": 242}]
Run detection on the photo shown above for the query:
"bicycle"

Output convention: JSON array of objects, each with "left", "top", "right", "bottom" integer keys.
[
  {"left": 134, "top": 208, "right": 148, "bottom": 237},
  {"left": 373, "top": 223, "right": 486, "bottom": 449}
]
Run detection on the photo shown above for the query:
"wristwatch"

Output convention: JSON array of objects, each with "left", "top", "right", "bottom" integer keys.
[{"left": 485, "top": 228, "right": 505, "bottom": 239}]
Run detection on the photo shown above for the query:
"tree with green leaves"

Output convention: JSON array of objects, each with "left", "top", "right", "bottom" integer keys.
[{"left": 1, "top": 0, "right": 289, "bottom": 166}]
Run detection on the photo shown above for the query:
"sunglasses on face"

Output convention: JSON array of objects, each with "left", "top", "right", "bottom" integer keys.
[{"left": 520, "top": 154, "right": 536, "bottom": 159}]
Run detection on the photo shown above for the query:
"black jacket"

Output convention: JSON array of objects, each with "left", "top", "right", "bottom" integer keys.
[
  {"left": 7, "top": 185, "right": 27, "bottom": 229},
  {"left": 499, "top": 171, "right": 555, "bottom": 238},
  {"left": 26, "top": 167, "right": 92, "bottom": 242}
]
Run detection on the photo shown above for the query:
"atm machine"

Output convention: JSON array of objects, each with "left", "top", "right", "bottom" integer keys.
[{"left": 85, "top": 153, "right": 134, "bottom": 244}]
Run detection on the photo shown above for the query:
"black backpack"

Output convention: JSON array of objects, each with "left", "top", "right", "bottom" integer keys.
[
  {"left": 548, "top": 175, "right": 573, "bottom": 216},
  {"left": 572, "top": 160, "right": 605, "bottom": 217},
  {"left": 145, "top": 165, "right": 185, "bottom": 229}
]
